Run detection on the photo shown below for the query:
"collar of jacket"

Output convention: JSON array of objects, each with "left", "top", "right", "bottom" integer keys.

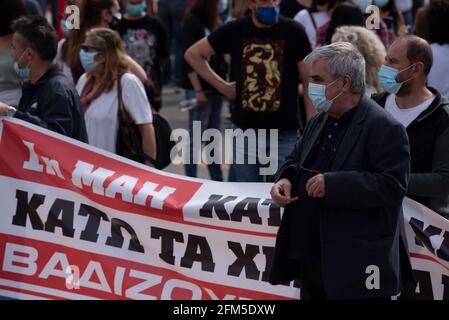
[
  {"left": 22, "top": 63, "right": 60, "bottom": 89},
  {"left": 372, "top": 87, "right": 449, "bottom": 126},
  {"left": 302, "top": 94, "right": 369, "bottom": 170}
]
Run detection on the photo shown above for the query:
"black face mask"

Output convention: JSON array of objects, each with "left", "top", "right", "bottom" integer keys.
[
  {"left": 107, "top": 10, "right": 121, "bottom": 31},
  {"left": 109, "top": 16, "right": 120, "bottom": 31}
]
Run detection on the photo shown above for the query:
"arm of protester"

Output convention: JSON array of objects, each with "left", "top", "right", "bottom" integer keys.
[
  {"left": 408, "top": 127, "right": 449, "bottom": 197},
  {"left": 138, "top": 123, "right": 157, "bottom": 168},
  {"left": 126, "top": 55, "right": 148, "bottom": 84},
  {"left": 185, "top": 38, "right": 235, "bottom": 101}
]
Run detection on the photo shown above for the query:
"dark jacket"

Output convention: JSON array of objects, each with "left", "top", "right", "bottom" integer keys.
[
  {"left": 372, "top": 88, "right": 449, "bottom": 218},
  {"left": 269, "top": 96, "right": 415, "bottom": 299},
  {"left": 15, "top": 64, "right": 88, "bottom": 143}
]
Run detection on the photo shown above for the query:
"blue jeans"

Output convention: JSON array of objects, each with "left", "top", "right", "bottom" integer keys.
[
  {"left": 185, "top": 90, "right": 224, "bottom": 181},
  {"left": 158, "top": 0, "right": 186, "bottom": 84},
  {"left": 228, "top": 128, "right": 299, "bottom": 182}
]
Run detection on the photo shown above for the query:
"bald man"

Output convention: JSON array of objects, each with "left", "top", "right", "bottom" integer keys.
[{"left": 373, "top": 35, "right": 449, "bottom": 219}]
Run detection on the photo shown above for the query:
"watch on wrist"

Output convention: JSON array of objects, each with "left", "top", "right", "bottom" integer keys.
[{"left": 7, "top": 106, "right": 17, "bottom": 117}]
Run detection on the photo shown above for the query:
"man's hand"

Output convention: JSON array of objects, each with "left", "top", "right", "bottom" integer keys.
[
  {"left": 196, "top": 90, "right": 207, "bottom": 108},
  {"left": 271, "top": 178, "right": 294, "bottom": 207},
  {"left": 0, "top": 102, "right": 10, "bottom": 116},
  {"left": 222, "top": 82, "right": 236, "bottom": 101},
  {"left": 306, "top": 174, "right": 326, "bottom": 198}
]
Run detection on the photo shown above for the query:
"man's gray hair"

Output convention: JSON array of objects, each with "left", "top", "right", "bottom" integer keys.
[{"left": 304, "top": 42, "right": 366, "bottom": 94}]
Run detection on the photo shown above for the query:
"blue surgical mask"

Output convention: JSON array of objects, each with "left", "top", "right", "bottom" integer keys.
[
  {"left": 79, "top": 49, "right": 98, "bottom": 72},
  {"left": 61, "top": 18, "right": 69, "bottom": 37},
  {"left": 13, "top": 50, "right": 30, "bottom": 79},
  {"left": 308, "top": 78, "right": 342, "bottom": 112},
  {"left": 256, "top": 4, "right": 280, "bottom": 25},
  {"left": 127, "top": 2, "right": 147, "bottom": 16},
  {"left": 378, "top": 64, "right": 415, "bottom": 94}
]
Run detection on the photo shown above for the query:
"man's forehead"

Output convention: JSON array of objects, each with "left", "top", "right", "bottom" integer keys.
[
  {"left": 388, "top": 39, "right": 407, "bottom": 60},
  {"left": 311, "top": 59, "right": 329, "bottom": 75}
]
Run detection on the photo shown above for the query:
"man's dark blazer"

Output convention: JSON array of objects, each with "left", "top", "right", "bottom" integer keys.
[{"left": 269, "top": 95, "right": 416, "bottom": 299}]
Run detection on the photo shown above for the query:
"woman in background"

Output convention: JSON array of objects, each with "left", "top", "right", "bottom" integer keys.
[
  {"left": 76, "top": 28, "right": 156, "bottom": 164},
  {"left": 332, "top": 25, "right": 387, "bottom": 95},
  {"left": 58, "top": 0, "right": 147, "bottom": 85}
]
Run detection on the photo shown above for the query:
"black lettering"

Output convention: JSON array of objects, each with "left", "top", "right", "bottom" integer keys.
[
  {"left": 12, "top": 190, "right": 45, "bottom": 230},
  {"left": 199, "top": 194, "right": 237, "bottom": 220},
  {"left": 230, "top": 197, "right": 262, "bottom": 225},
  {"left": 227, "top": 241, "right": 260, "bottom": 280},
  {"left": 44, "top": 198, "right": 75, "bottom": 237},
  {"left": 262, "top": 199, "right": 281, "bottom": 227},
  {"left": 106, "top": 218, "right": 144, "bottom": 253},
  {"left": 409, "top": 218, "right": 442, "bottom": 254},
  {"left": 151, "top": 226, "right": 184, "bottom": 265},
  {"left": 180, "top": 235, "right": 215, "bottom": 272},
  {"left": 78, "top": 204, "right": 109, "bottom": 243}
]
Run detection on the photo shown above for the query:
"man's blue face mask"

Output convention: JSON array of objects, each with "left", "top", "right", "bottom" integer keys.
[
  {"left": 378, "top": 64, "right": 416, "bottom": 94},
  {"left": 255, "top": 4, "right": 280, "bottom": 25}
]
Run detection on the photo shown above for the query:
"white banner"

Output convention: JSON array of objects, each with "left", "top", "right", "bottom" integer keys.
[{"left": 0, "top": 118, "right": 447, "bottom": 300}]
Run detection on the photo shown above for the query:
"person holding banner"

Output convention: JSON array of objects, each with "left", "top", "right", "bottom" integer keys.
[
  {"left": 269, "top": 42, "right": 415, "bottom": 300},
  {"left": 0, "top": 15, "right": 88, "bottom": 143}
]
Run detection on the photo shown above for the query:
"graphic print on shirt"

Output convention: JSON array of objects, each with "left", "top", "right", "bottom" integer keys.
[
  {"left": 122, "top": 29, "right": 159, "bottom": 91},
  {"left": 241, "top": 39, "right": 284, "bottom": 113}
]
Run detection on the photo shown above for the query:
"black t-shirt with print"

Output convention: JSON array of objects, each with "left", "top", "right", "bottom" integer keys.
[
  {"left": 208, "top": 15, "right": 311, "bottom": 130},
  {"left": 119, "top": 16, "right": 169, "bottom": 110}
]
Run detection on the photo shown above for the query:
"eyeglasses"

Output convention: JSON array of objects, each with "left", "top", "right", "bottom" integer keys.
[{"left": 80, "top": 45, "right": 104, "bottom": 53}]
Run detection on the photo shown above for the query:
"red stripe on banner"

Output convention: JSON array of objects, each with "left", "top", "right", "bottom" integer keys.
[
  {"left": 410, "top": 252, "right": 449, "bottom": 272},
  {"left": 0, "top": 234, "right": 295, "bottom": 300},
  {"left": 0, "top": 121, "right": 202, "bottom": 225},
  {"left": 0, "top": 285, "right": 66, "bottom": 300}
]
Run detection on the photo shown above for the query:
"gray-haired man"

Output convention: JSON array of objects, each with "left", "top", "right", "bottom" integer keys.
[{"left": 269, "top": 42, "right": 415, "bottom": 300}]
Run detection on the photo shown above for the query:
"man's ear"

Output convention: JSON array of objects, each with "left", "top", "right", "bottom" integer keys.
[
  {"left": 342, "top": 75, "right": 352, "bottom": 92},
  {"left": 413, "top": 62, "right": 425, "bottom": 75}
]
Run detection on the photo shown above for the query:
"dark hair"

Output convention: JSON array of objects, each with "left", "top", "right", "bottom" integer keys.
[
  {"left": 381, "top": 0, "right": 403, "bottom": 34},
  {"left": 402, "top": 36, "right": 433, "bottom": 75},
  {"left": 0, "top": 0, "right": 27, "bottom": 36},
  {"left": 188, "top": 0, "right": 222, "bottom": 31},
  {"left": 11, "top": 15, "right": 57, "bottom": 61},
  {"left": 428, "top": 0, "right": 449, "bottom": 45},
  {"left": 324, "top": 3, "right": 365, "bottom": 45},
  {"left": 310, "top": 0, "right": 339, "bottom": 13},
  {"left": 62, "top": 0, "right": 115, "bottom": 68}
]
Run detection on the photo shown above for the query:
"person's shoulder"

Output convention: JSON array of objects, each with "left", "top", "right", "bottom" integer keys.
[
  {"left": 279, "top": 16, "right": 307, "bottom": 34},
  {"left": 223, "top": 15, "right": 251, "bottom": 29},
  {"left": 143, "top": 15, "right": 165, "bottom": 28},
  {"left": 293, "top": 9, "right": 308, "bottom": 22},
  {"left": 120, "top": 73, "right": 144, "bottom": 89},
  {"left": 363, "top": 95, "right": 402, "bottom": 127},
  {"left": 46, "top": 71, "right": 76, "bottom": 93}
]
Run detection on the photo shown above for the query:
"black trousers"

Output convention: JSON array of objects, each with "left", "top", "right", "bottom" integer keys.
[{"left": 299, "top": 260, "right": 391, "bottom": 300}]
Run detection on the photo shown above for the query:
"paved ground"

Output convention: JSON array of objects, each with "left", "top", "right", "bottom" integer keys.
[{"left": 159, "top": 85, "right": 232, "bottom": 181}]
